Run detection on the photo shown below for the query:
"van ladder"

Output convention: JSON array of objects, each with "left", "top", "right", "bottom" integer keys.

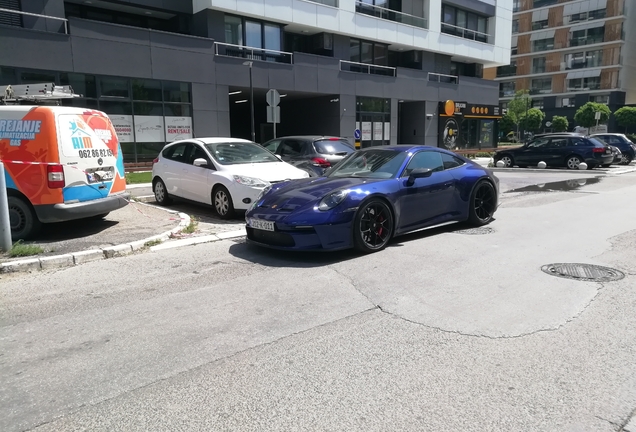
[{"left": 1, "top": 83, "right": 82, "bottom": 105}]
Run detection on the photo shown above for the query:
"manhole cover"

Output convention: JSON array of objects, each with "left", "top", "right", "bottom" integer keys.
[
  {"left": 541, "top": 263, "right": 625, "bottom": 282},
  {"left": 454, "top": 226, "right": 495, "bottom": 235}
]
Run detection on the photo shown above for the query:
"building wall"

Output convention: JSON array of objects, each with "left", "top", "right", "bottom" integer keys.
[{"left": 622, "top": 0, "right": 636, "bottom": 104}]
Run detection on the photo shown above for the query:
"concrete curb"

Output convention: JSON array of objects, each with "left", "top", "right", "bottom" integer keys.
[
  {"left": 0, "top": 208, "right": 191, "bottom": 274},
  {"left": 149, "top": 229, "right": 247, "bottom": 252}
]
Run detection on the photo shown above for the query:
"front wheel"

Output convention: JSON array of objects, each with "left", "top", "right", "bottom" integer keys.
[
  {"left": 498, "top": 155, "right": 514, "bottom": 168},
  {"left": 566, "top": 156, "right": 582, "bottom": 170},
  {"left": 621, "top": 155, "right": 633, "bottom": 165},
  {"left": 213, "top": 185, "right": 235, "bottom": 220},
  {"left": 8, "top": 196, "right": 41, "bottom": 240},
  {"left": 467, "top": 181, "right": 496, "bottom": 226},
  {"left": 353, "top": 199, "right": 393, "bottom": 253}
]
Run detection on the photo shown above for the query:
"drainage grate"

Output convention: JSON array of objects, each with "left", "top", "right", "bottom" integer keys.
[
  {"left": 454, "top": 226, "right": 495, "bottom": 235},
  {"left": 541, "top": 263, "right": 625, "bottom": 282}
]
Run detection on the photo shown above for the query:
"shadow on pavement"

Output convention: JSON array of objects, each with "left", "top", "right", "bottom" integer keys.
[{"left": 22, "top": 219, "right": 119, "bottom": 245}]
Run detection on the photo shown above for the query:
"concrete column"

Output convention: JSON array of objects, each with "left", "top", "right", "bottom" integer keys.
[{"left": 339, "top": 94, "right": 356, "bottom": 143}]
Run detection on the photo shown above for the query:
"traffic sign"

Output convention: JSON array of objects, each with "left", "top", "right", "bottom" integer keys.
[
  {"left": 267, "top": 106, "right": 280, "bottom": 124},
  {"left": 594, "top": 111, "right": 601, "bottom": 120},
  {"left": 354, "top": 129, "right": 361, "bottom": 140},
  {"left": 266, "top": 89, "right": 280, "bottom": 107}
]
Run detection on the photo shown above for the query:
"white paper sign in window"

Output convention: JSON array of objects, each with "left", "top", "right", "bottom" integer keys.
[
  {"left": 165, "top": 116, "right": 193, "bottom": 142},
  {"left": 134, "top": 116, "right": 165, "bottom": 143}
]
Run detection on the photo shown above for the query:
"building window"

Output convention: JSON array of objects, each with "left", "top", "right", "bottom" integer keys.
[
  {"left": 532, "top": 57, "right": 546, "bottom": 74},
  {"left": 533, "top": 0, "right": 557, "bottom": 7},
  {"left": 513, "top": 0, "right": 520, "bottom": 13},
  {"left": 532, "top": 99, "right": 544, "bottom": 109},
  {"left": 350, "top": 38, "right": 388, "bottom": 66},
  {"left": 571, "top": 26, "right": 604, "bottom": 47},
  {"left": 532, "top": 19, "right": 549, "bottom": 30},
  {"left": 224, "top": 15, "right": 282, "bottom": 51},
  {"left": 531, "top": 77, "right": 552, "bottom": 94},
  {"left": 451, "top": 62, "right": 483, "bottom": 78},
  {"left": 441, "top": 4, "right": 489, "bottom": 43},
  {"left": 591, "top": 94, "right": 609, "bottom": 104},
  {"left": 512, "top": 19, "right": 519, "bottom": 33},
  {"left": 496, "top": 61, "right": 517, "bottom": 78},
  {"left": 566, "top": 50, "right": 603, "bottom": 69},
  {"left": 100, "top": 77, "right": 129, "bottom": 99},
  {"left": 567, "top": 77, "right": 601, "bottom": 91},
  {"left": 59, "top": 73, "right": 97, "bottom": 99},
  {"left": 533, "top": 37, "right": 554, "bottom": 52},
  {"left": 562, "top": 97, "right": 575, "bottom": 107},
  {"left": 499, "top": 81, "right": 516, "bottom": 98},
  {"left": 568, "top": 9, "right": 606, "bottom": 23}
]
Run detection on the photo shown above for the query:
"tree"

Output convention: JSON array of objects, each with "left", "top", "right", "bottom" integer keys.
[
  {"left": 574, "top": 102, "right": 612, "bottom": 128},
  {"left": 551, "top": 115, "right": 569, "bottom": 132},
  {"left": 498, "top": 113, "right": 515, "bottom": 135},
  {"left": 506, "top": 90, "right": 532, "bottom": 138},
  {"left": 614, "top": 106, "right": 636, "bottom": 133},
  {"left": 520, "top": 108, "right": 545, "bottom": 132}
]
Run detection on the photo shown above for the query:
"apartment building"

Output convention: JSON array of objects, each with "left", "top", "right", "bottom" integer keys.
[
  {"left": 485, "top": 0, "right": 636, "bottom": 132},
  {"left": 0, "top": 0, "right": 512, "bottom": 162}
]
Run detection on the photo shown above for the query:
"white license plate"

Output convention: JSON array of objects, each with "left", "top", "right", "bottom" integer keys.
[{"left": 249, "top": 218, "right": 275, "bottom": 231}]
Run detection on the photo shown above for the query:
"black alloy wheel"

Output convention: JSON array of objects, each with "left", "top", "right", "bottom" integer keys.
[
  {"left": 468, "top": 181, "right": 496, "bottom": 226},
  {"left": 353, "top": 200, "right": 393, "bottom": 253}
]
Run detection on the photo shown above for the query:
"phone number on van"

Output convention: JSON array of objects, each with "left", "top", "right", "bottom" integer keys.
[{"left": 78, "top": 149, "right": 114, "bottom": 159}]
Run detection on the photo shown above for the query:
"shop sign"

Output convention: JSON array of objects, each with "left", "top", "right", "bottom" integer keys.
[
  {"left": 134, "top": 116, "right": 165, "bottom": 143},
  {"left": 109, "top": 115, "right": 134, "bottom": 143},
  {"left": 165, "top": 117, "right": 193, "bottom": 142}
]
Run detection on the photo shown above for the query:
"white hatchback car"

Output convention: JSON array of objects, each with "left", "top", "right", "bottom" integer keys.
[{"left": 151, "top": 138, "right": 309, "bottom": 219}]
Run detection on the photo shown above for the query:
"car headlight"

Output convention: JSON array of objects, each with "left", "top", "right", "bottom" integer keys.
[
  {"left": 317, "top": 190, "right": 348, "bottom": 211},
  {"left": 233, "top": 175, "right": 270, "bottom": 188}
]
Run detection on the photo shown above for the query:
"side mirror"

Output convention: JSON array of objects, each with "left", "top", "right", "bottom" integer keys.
[
  {"left": 406, "top": 167, "right": 433, "bottom": 186},
  {"left": 276, "top": 155, "right": 283, "bottom": 161},
  {"left": 193, "top": 158, "right": 208, "bottom": 167}
]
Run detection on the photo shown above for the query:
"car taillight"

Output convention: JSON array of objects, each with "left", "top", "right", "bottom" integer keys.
[
  {"left": 311, "top": 157, "right": 331, "bottom": 168},
  {"left": 153, "top": 157, "right": 159, "bottom": 164},
  {"left": 328, "top": 137, "right": 340, "bottom": 141},
  {"left": 47, "top": 164, "right": 65, "bottom": 188},
  {"left": 592, "top": 148, "right": 605, "bottom": 153}
]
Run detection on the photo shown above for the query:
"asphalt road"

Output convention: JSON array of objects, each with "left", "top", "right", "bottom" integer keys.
[{"left": 1, "top": 171, "right": 636, "bottom": 431}]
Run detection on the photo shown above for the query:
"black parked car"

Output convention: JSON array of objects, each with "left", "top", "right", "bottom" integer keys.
[
  {"left": 493, "top": 134, "right": 614, "bottom": 170},
  {"left": 590, "top": 133, "right": 636, "bottom": 165},
  {"left": 261, "top": 136, "right": 355, "bottom": 177}
]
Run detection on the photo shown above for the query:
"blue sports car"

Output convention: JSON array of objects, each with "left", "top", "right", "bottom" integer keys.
[{"left": 245, "top": 145, "right": 499, "bottom": 253}]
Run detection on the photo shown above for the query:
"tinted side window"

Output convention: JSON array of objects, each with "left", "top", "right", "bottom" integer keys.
[
  {"left": 187, "top": 144, "right": 213, "bottom": 168},
  {"left": 550, "top": 138, "right": 569, "bottom": 148},
  {"left": 527, "top": 138, "right": 550, "bottom": 148},
  {"left": 314, "top": 140, "right": 354, "bottom": 155},
  {"left": 403, "top": 151, "right": 444, "bottom": 176},
  {"left": 441, "top": 153, "right": 465, "bottom": 169},
  {"left": 280, "top": 140, "right": 304, "bottom": 156},
  {"left": 570, "top": 138, "right": 590, "bottom": 147},
  {"left": 162, "top": 144, "right": 188, "bottom": 162}
]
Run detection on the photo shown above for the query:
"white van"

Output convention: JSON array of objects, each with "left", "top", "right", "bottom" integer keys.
[{"left": 0, "top": 105, "right": 129, "bottom": 239}]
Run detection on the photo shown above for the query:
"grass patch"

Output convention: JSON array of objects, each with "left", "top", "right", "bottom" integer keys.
[
  {"left": 144, "top": 239, "right": 162, "bottom": 248},
  {"left": 8, "top": 240, "right": 45, "bottom": 258},
  {"left": 125, "top": 171, "right": 152, "bottom": 185},
  {"left": 181, "top": 216, "right": 199, "bottom": 234}
]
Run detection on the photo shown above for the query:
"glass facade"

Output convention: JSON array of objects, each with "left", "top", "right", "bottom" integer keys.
[
  {"left": 0, "top": 67, "right": 193, "bottom": 163},
  {"left": 356, "top": 97, "right": 391, "bottom": 148}
]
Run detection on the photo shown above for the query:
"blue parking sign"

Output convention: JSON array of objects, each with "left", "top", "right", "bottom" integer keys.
[{"left": 354, "top": 129, "right": 361, "bottom": 140}]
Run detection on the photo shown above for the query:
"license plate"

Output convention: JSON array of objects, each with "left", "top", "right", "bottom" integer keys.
[{"left": 249, "top": 218, "right": 275, "bottom": 231}]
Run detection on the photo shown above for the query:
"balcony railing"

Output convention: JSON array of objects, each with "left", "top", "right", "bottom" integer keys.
[
  {"left": 355, "top": 2, "right": 427, "bottom": 29},
  {"left": 530, "top": 88, "right": 552, "bottom": 95},
  {"left": 304, "top": 0, "right": 339, "bottom": 6},
  {"left": 339, "top": 60, "right": 396, "bottom": 77},
  {"left": 214, "top": 42, "right": 293, "bottom": 64},
  {"left": 0, "top": 7, "right": 68, "bottom": 33},
  {"left": 570, "top": 37, "right": 604, "bottom": 47},
  {"left": 428, "top": 72, "right": 459, "bottom": 84},
  {"left": 441, "top": 23, "right": 491, "bottom": 44},
  {"left": 496, "top": 66, "right": 517, "bottom": 78}
]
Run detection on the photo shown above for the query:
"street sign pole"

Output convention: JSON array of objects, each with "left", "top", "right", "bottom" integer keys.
[
  {"left": 0, "top": 162, "right": 13, "bottom": 252},
  {"left": 266, "top": 89, "right": 280, "bottom": 140}
]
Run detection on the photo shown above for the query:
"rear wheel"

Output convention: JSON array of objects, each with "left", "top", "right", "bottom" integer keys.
[
  {"left": 353, "top": 199, "right": 393, "bottom": 253},
  {"left": 213, "top": 185, "right": 235, "bottom": 220},
  {"left": 153, "top": 178, "right": 172, "bottom": 205},
  {"left": 566, "top": 155, "right": 582, "bottom": 170},
  {"left": 8, "top": 196, "right": 41, "bottom": 240},
  {"left": 621, "top": 155, "right": 633, "bottom": 165},
  {"left": 467, "top": 181, "right": 496, "bottom": 226}
]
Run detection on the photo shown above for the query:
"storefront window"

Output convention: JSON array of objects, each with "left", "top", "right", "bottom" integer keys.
[
  {"left": 59, "top": 73, "right": 97, "bottom": 99},
  {"left": 164, "top": 104, "right": 191, "bottom": 117},
  {"left": 100, "top": 100, "right": 133, "bottom": 115},
  {"left": 20, "top": 71, "right": 57, "bottom": 84},
  {"left": 224, "top": 15, "right": 243, "bottom": 45},
  {"left": 245, "top": 21, "right": 262, "bottom": 48},
  {"left": 0, "top": 67, "right": 16, "bottom": 85},
  {"left": 100, "top": 77, "right": 129, "bottom": 98},
  {"left": 356, "top": 97, "right": 391, "bottom": 148},
  {"left": 163, "top": 81, "right": 191, "bottom": 103},
  {"left": 134, "top": 102, "right": 163, "bottom": 116},
  {"left": 132, "top": 79, "right": 162, "bottom": 102}
]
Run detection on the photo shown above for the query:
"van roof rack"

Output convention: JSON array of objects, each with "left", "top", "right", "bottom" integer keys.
[{"left": 1, "top": 83, "right": 83, "bottom": 105}]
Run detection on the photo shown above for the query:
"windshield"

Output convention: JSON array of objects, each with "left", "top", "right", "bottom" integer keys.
[
  {"left": 204, "top": 142, "right": 279, "bottom": 165},
  {"left": 327, "top": 149, "right": 408, "bottom": 179},
  {"left": 314, "top": 139, "right": 354, "bottom": 155}
]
